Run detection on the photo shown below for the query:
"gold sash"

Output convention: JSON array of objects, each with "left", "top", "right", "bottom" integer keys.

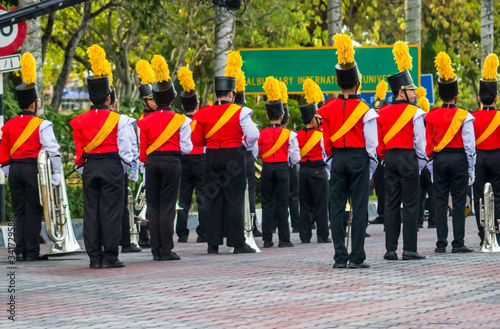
[
  {"left": 433, "top": 108, "right": 469, "bottom": 152},
  {"left": 300, "top": 130, "right": 322, "bottom": 158},
  {"left": 10, "top": 117, "right": 43, "bottom": 156},
  {"left": 146, "top": 113, "right": 186, "bottom": 155},
  {"left": 330, "top": 101, "right": 370, "bottom": 143},
  {"left": 190, "top": 120, "right": 197, "bottom": 133},
  {"left": 84, "top": 111, "right": 121, "bottom": 153},
  {"left": 383, "top": 104, "right": 418, "bottom": 144},
  {"left": 476, "top": 111, "right": 500, "bottom": 145},
  {"left": 205, "top": 104, "right": 242, "bottom": 139},
  {"left": 262, "top": 129, "right": 291, "bottom": 159}
]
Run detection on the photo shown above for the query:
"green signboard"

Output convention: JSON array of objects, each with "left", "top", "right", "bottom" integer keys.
[{"left": 240, "top": 46, "right": 420, "bottom": 94}]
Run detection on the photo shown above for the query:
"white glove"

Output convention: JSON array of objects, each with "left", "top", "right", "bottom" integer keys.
[
  {"left": 325, "top": 167, "right": 330, "bottom": 180},
  {"left": 76, "top": 166, "right": 84, "bottom": 175},
  {"left": 128, "top": 161, "right": 139, "bottom": 182},
  {"left": 369, "top": 159, "right": 378, "bottom": 178},
  {"left": 51, "top": 173, "right": 61, "bottom": 187},
  {"left": 468, "top": 170, "right": 475, "bottom": 186},
  {"left": 1, "top": 165, "right": 10, "bottom": 178}
]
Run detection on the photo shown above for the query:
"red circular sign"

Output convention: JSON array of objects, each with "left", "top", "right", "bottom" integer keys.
[{"left": 0, "top": 5, "right": 27, "bottom": 56}]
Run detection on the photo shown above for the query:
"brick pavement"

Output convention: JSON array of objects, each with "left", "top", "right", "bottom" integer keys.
[{"left": 2, "top": 216, "right": 500, "bottom": 329}]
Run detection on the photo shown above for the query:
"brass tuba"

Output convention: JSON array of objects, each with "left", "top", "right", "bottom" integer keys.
[
  {"left": 254, "top": 162, "right": 262, "bottom": 182},
  {"left": 38, "top": 149, "right": 83, "bottom": 255},
  {"left": 479, "top": 182, "right": 500, "bottom": 252},
  {"left": 244, "top": 186, "right": 261, "bottom": 252},
  {"left": 134, "top": 184, "right": 148, "bottom": 226},
  {"left": 127, "top": 187, "right": 141, "bottom": 248}
]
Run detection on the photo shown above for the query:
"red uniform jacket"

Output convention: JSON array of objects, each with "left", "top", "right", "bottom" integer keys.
[
  {"left": 424, "top": 106, "right": 465, "bottom": 157},
  {"left": 191, "top": 102, "right": 243, "bottom": 149},
  {"left": 472, "top": 108, "right": 500, "bottom": 150},
  {"left": 258, "top": 126, "right": 290, "bottom": 163},
  {"left": 0, "top": 112, "right": 42, "bottom": 165},
  {"left": 187, "top": 112, "right": 205, "bottom": 155},
  {"left": 296, "top": 129, "right": 323, "bottom": 162}
]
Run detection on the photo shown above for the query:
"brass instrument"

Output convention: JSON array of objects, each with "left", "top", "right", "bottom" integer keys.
[
  {"left": 345, "top": 199, "right": 352, "bottom": 251},
  {"left": 127, "top": 187, "right": 141, "bottom": 248},
  {"left": 134, "top": 185, "right": 147, "bottom": 223},
  {"left": 244, "top": 186, "right": 261, "bottom": 252},
  {"left": 479, "top": 183, "right": 500, "bottom": 252},
  {"left": 38, "top": 149, "right": 83, "bottom": 255},
  {"left": 254, "top": 162, "right": 262, "bottom": 182}
]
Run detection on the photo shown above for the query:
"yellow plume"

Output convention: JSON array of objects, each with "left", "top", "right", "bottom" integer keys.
[
  {"left": 358, "top": 70, "right": 362, "bottom": 91},
  {"left": 375, "top": 80, "right": 388, "bottom": 100},
  {"left": 482, "top": 54, "right": 499, "bottom": 81},
  {"left": 236, "top": 70, "right": 246, "bottom": 93},
  {"left": 417, "top": 97, "right": 430, "bottom": 113},
  {"left": 104, "top": 60, "right": 113, "bottom": 87},
  {"left": 87, "top": 44, "right": 108, "bottom": 77},
  {"left": 278, "top": 81, "right": 288, "bottom": 104},
  {"left": 136, "top": 60, "right": 155, "bottom": 85},
  {"left": 225, "top": 50, "right": 243, "bottom": 78},
  {"left": 19, "top": 53, "right": 36, "bottom": 85},
  {"left": 393, "top": 41, "right": 413, "bottom": 71},
  {"left": 416, "top": 86, "right": 427, "bottom": 101},
  {"left": 332, "top": 34, "right": 355, "bottom": 65},
  {"left": 263, "top": 76, "right": 281, "bottom": 102},
  {"left": 314, "top": 83, "right": 325, "bottom": 103},
  {"left": 151, "top": 55, "right": 171, "bottom": 83},
  {"left": 178, "top": 66, "right": 196, "bottom": 92},
  {"left": 303, "top": 78, "right": 324, "bottom": 104},
  {"left": 434, "top": 52, "right": 456, "bottom": 81}
]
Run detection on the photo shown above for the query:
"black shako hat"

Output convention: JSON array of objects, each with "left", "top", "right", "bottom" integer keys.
[
  {"left": 180, "top": 90, "right": 199, "bottom": 112},
  {"left": 299, "top": 103, "right": 319, "bottom": 124},
  {"left": 152, "top": 80, "right": 176, "bottom": 106},
  {"left": 281, "top": 104, "right": 289, "bottom": 125},
  {"left": 87, "top": 75, "right": 111, "bottom": 97},
  {"left": 387, "top": 70, "right": 417, "bottom": 94},
  {"left": 15, "top": 82, "right": 38, "bottom": 108},
  {"left": 215, "top": 76, "right": 236, "bottom": 92},
  {"left": 438, "top": 76, "right": 459, "bottom": 98},
  {"left": 479, "top": 80, "right": 497, "bottom": 105},
  {"left": 139, "top": 84, "right": 153, "bottom": 99},
  {"left": 335, "top": 62, "right": 360, "bottom": 89},
  {"left": 266, "top": 99, "right": 284, "bottom": 120},
  {"left": 235, "top": 91, "right": 246, "bottom": 106}
]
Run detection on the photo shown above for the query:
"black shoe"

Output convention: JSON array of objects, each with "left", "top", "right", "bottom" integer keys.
[
  {"left": 153, "top": 255, "right": 161, "bottom": 261},
  {"left": 428, "top": 224, "right": 436, "bottom": 229},
  {"left": 402, "top": 251, "right": 426, "bottom": 260},
  {"left": 384, "top": 251, "right": 398, "bottom": 260},
  {"left": 16, "top": 253, "right": 25, "bottom": 261},
  {"left": 348, "top": 262, "right": 370, "bottom": 269},
  {"left": 418, "top": 224, "right": 424, "bottom": 229},
  {"left": 369, "top": 217, "right": 384, "bottom": 224},
  {"left": 333, "top": 262, "right": 347, "bottom": 269},
  {"left": 139, "top": 240, "right": 151, "bottom": 248},
  {"left": 272, "top": 228, "right": 276, "bottom": 233},
  {"left": 89, "top": 262, "right": 102, "bottom": 269},
  {"left": 435, "top": 247, "right": 446, "bottom": 253},
  {"left": 301, "top": 240, "right": 311, "bottom": 244},
  {"left": 252, "top": 229, "right": 263, "bottom": 237},
  {"left": 365, "top": 232, "right": 371, "bottom": 237},
  {"left": 452, "top": 246, "right": 474, "bottom": 253},
  {"left": 161, "top": 251, "right": 181, "bottom": 261},
  {"left": 292, "top": 228, "right": 300, "bottom": 233},
  {"left": 121, "top": 245, "right": 142, "bottom": 253},
  {"left": 178, "top": 236, "right": 188, "bottom": 243},
  {"left": 317, "top": 237, "right": 332, "bottom": 243},
  {"left": 207, "top": 245, "right": 219, "bottom": 254},
  {"left": 311, "top": 223, "right": 317, "bottom": 229},
  {"left": 234, "top": 244, "right": 256, "bottom": 254},
  {"left": 26, "top": 254, "right": 49, "bottom": 261},
  {"left": 278, "top": 241, "right": 294, "bottom": 248},
  {"left": 102, "top": 259, "right": 125, "bottom": 268},
  {"left": 196, "top": 236, "right": 207, "bottom": 243},
  {"left": 263, "top": 241, "right": 274, "bottom": 248}
]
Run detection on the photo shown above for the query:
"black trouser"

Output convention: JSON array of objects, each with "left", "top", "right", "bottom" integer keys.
[
  {"left": 419, "top": 166, "right": 436, "bottom": 227},
  {"left": 473, "top": 149, "right": 500, "bottom": 241},
  {"left": 82, "top": 154, "right": 124, "bottom": 264},
  {"left": 9, "top": 158, "right": 43, "bottom": 258},
  {"left": 204, "top": 147, "right": 246, "bottom": 248},
  {"left": 433, "top": 151, "right": 468, "bottom": 249},
  {"left": 272, "top": 164, "right": 300, "bottom": 229},
  {"left": 146, "top": 152, "right": 181, "bottom": 257},
  {"left": 373, "top": 161, "right": 385, "bottom": 221},
  {"left": 299, "top": 163, "right": 329, "bottom": 242},
  {"left": 384, "top": 149, "right": 420, "bottom": 252},
  {"left": 121, "top": 173, "right": 131, "bottom": 247},
  {"left": 176, "top": 154, "right": 207, "bottom": 240},
  {"left": 262, "top": 162, "right": 291, "bottom": 243},
  {"left": 330, "top": 148, "right": 369, "bottom": 265}
]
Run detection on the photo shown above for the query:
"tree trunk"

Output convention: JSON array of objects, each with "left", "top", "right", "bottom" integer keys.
[
  {"left": 327, "top": 0, "right": 342, "bottom": 47},
  {"left": 214, "top": 6, "right": 235, "bottom": 77},
  {"left": 51, "top": 2, "right": 92, "bottom": 112},
  {"left": 481, "top": 0, "right": 494, "bottom": 68},
  {"left": 405, "top": 0, "right": 421, "bottom": 47},
  {"left": 19, "top": 0, "right": 44, "bottom": 115}
]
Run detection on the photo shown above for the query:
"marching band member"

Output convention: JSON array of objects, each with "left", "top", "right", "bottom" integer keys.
[
  {"left": 71, "top": 45, "right": 136, "bottom": 268},
  {"left": 176, "top": 66, "right": 207, "bottom": 243},
  {"left": 472, "top": 54, "right": 500, "bottom": 245},
  {"left": 137, "top": 55, "right": 192, "bottom": 261},
  {"left": 318, "top": 34, "right": 378, "bottom": 269},
  {"left": 425, "top": 52, "right": 475, "bottom": 253},
  {"left": 377, "top": 41, "right": 426, "bottom": 261},
  {"left": 192, "top": 51, "right": 258, "bottom": 254},
  {"left": 135, "top": 59, "right": 158, "bottom": 248},
  {"left": 0, "top": 53, "right": 61, "bottom": 261},
  {"left": 297, "top": 79, "right": 329, "bottom": 244},
  {"left": 259, "top": 77, "right": 300, "bottom": 248}
]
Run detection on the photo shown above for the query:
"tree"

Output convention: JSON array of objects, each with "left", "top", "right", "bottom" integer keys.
[
  {"left": 405, "top": 0, "right": 421, "bottom": 47},
  {"left": 481, "top": 0, "right": 494, "bottom": 66},
  {"left": 214, "top": 6, "right": 235, "bottom": 77},
  {"left": 327, "top": 0, "right": 342, "bottom": 46}
]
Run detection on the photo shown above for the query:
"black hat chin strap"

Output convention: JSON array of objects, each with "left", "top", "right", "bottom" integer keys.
[{"left": 403, "top": 89, "right": 410, "bottom": 103}]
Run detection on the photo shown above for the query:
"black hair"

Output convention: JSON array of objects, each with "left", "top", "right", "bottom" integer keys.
[
  {"left": 90, "top": 94, "right": 109, "bottom": 106},
  {"left": 481, "top": 96, "right": 496, "bottom": 106},
  {"left": 215, "top": 90, "right": 233, "bottom": 99},
  {"left": 440, "top": 94, "right": 456, "bottom": 103},
  {"left": 18, "top": 100, "right": 34, "bottom": 110},
  {"left": 338, "top": 81, "right": 358, "bottom": 90}
]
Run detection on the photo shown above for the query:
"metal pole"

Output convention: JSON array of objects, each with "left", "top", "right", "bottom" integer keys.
[{"left": 0, "top": 72, "right": 5, "bottom": 223}]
